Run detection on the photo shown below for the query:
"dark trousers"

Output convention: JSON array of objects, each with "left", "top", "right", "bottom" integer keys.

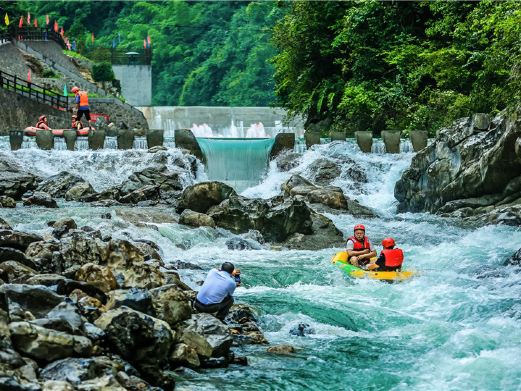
[
  {"left": 194, "top": 295, "right": 234, "bottom": 321},
  {"left": 77, "top": 109, "right": 91, "bottom": 122}
]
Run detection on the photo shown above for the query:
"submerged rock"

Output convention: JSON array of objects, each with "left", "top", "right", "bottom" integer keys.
[
  {"left": 0, "top": 154, "right": 39, "bottom": 200},
  {"left": 22, "top": 191, "right": 58, "bottom": 208},
  {"left": 504, "top": 248, "right": 521, "bottom": 266},
  {"left": 36, "top": 172, "right": 93, "bottom": 200},
  {"left": 289, "top": 323, "right": 315, "bottom": 337},
  {"left": 267, "top": 344, "right": 296, "bottom": 354},
  {"left": 179, "top": 209, "right": 216, "bottom": 228}
]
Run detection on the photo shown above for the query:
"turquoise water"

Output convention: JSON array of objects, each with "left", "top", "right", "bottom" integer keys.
[
  {"left": 1, "top": 142, "right": 520, "bottom": 390},
  {"left": 197, "top": 137, "right": 275, "bottom": 192}
]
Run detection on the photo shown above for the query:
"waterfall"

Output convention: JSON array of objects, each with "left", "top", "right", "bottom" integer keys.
[{"left": 197, "top": 137, "right": 276, "bottom": 193}]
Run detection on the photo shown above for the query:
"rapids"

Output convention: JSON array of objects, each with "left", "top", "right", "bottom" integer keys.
[{"left": 1, "top": 140, "right": 520, "bottom": 391}]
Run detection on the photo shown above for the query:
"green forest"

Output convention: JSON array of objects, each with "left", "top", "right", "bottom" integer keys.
[{"left": 2, "top": 0, "right": 520, "bottom": 135}]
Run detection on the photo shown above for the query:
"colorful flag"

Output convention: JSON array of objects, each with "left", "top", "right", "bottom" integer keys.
[
  {"left": 143, "top": 39, "right": 146, "bottom": 49},
  {"left": 46, "top": 15, "right": 49, "bottom": 26},
  {"left": 19, "top": 16, "right": 23, "bottom": 29},
  {"left": 147, "top": 35, "right": 151, "bottom": 47},
  {"left": 91, "top": 32, "right": 94, "bottom": 44},
  {"left": 60, "top": 27, "right": 64, "bottom": 36},
  {"left": 63, "top": 84, "right": 68, "bottom": 97},
  {"left": 54, "top": 20, "right": 58, "bottom": 33},
  {"left": 34, "top": 18, "right": 38, "bottom": 28},
  {"left": 27, "top": 69, "right": 31, "bottom": 82},
  {"left": 4, "top": 13, "right": 9, "bottom": 26},
  {"left": 27, "top": 13, "right": 30, "bottom": 25}
]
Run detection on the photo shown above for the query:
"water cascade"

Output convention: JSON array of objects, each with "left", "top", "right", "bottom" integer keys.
[{"left": 197, "top": 137, "right": 276, "bottom": 192}]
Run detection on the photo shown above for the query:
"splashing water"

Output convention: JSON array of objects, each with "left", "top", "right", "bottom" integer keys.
[{"left": 1, "top": 140, "right": 520, "bottom": 391}]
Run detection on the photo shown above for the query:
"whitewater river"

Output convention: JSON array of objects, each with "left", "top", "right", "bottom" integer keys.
[{"left": 1, "top": 140, "right": 520, "bottom": 391}]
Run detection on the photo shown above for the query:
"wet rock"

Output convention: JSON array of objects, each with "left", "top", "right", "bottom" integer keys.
[
  {"left": 275, "top": 151, "right": 302, "bottom": 172},
  {"left": 289, "top": 323, "right": 315, "bottom": 337},
  {"left": 0, "top": 377, "right": 41, "bottom": 391},
  {"left": 148, "top": 146, "right": 167, "bottom": 153},
  {"left": 177, "top": 181, "right": 237, "bottom": 214},
  {"left": 150, "top": 284, "right": 192, "bottom": 327},
  {"left": 0, "top": 195, "right": 16, "bottom": 208},
  {"left": 267, "top": 344, "right": 296, "bottom": 354},
  {"left": 9, "top": 321, "right": 92, "bottom": 361},
  {"left": 0, "top": 230, "right": 43, "bottom": 252},
  {"left": 22, "top": 191, "right": 58, "bottom": 208},
  {"left": 181, "top": 313, "right": 233, "bottom": 358},
  {"left": 0, "top": 217, "right": 11, "bottom": 230},
  {"left": 64, "top": 182, "right": 95, "bottom": 202},
  {"left": 56, "top": 280, "right": 107, "bottom": 306},
  {"left": 94, "top": 307, "right": 174, "bottom": 369},
  {"left": 171, "top": 260, "right": 202, "bottom": 270},
  {"left": 106, "top": 288, "right": 153, "bottom": 315},
  {"left": 0, "top": 284, "right": 65, "bottom": 320},
  {"left": 225, "top": 237, "right": 261, "bottom": 250},
  {"left": 281, "top": 174, "right": 315, "bottom": 196},
  {"left": 0, "top": 261, "right": 36, "bottom": 283},
  {"left": 132, "top": 240, "right": 162, "bottom": 262},
  {"left": 208, "top": 196, "right": 313, "bottom": 243},
  {"left": 226, "top": 304, "right": 267, "bottom": 345},
  {"left": 119, "top": 165, "right": 186, "bottom": 198},
  {"left": 307, "top": 158, "right": 341, "bottom": 186},
  {"left": 0, "top": 247, "right": 37, "bottom": 269},
  {"left": 58, "top": 232, "right": 106, "bottom": 271},
  {"left": 105, "top": 240, "right": 165, "bottom": 289},
  {"left": 25, "top": 274, "right": 67, "bottom": 287},
  {"left": 75, "top": 263, "right": 117, "bottom": 293},
  {"left": 169, "top": 343, "right": 200, "bottom": 368},
  {"left": 42, "top": 301, "right": 84, "bottom": 335},
  {"left": 36, "top": 172, "right": 92, "bottom": 199},
  {"left": 179, "top": 209, "right": 216, "bottom": 228},
  {"left": 76, "top": 374, "right": 126, "bottom": 390},
  {"left": 119, "top": 185, "right": 160, "bottom": 204},
  {"left": 0, "top": 155, "right": 39, "bottom": 200},
  {"left": 51, "top": 218, "right": 77, "bottom": 239},
  {"left": 504, "top": 248, "right": 521, "bottom": 266},
  {"left": 42, "top": 380, "right": 75, "bottom": 390},
  {"left": 199, "top": 356, "right": 229, "bottom": 369}
]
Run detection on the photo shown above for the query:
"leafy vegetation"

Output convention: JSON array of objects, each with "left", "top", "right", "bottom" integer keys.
[
  {"left": 273, "top": 0, "right": 521, "bottom": 135},
  {"left": 92, "top": 62, "right": 115, "bottom": 82}
]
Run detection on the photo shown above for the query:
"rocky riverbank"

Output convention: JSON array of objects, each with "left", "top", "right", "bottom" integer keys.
[
  {"left": 0, "top": 216, "right": 268, "bottom": 390},
  {"left": 395, "top": 107, "right": 521, "bottom": 225}
]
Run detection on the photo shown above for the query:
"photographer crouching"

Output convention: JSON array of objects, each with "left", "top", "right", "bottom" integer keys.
[{"left": 194, "top": 262, "right": 241, "bottom": 322}]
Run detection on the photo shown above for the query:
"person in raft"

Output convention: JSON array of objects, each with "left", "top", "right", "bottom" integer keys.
[
  {"left": 346, "top": 224, "right": 377, "bottom": 268},
  {"left": 366, "top": 237, "right": 404, "bottom": 271},
  {"left": 35, "top": 115, "right": 51, "bottom": 130},
  {"left": 71, "top": 86, "right": 92, "bottom": 130},
  {"left": 71, "top": 114, "right": 84, "bottom": 131},
  {"left": 194, "top": 262, "right": 241, "bottom": 321}
]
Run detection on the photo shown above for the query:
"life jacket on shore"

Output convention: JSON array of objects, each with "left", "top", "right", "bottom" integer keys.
[
  {"left": 347, "top": 236, "right": 370, "bottom": 251},
  {"left": 381, "top": 248, "right": 404, "bottom": 268},
  {"left": 78, "top": 91, "right": 89, "bottom": 107}
]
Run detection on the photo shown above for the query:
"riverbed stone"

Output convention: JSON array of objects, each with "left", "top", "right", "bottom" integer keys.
[
  {"left": 106, "top": 288, "right": 153, "bottom": 314},
  {"left": 181, "top": 313, "right": 233, "bottom": 358},
  {"left": 0, "top": 195, "right": 16, "bottom": 208},
  {"left": 94, "top": 307, "right": 174, "bottom": 368},
  {"left": 267, "top": 344, "right": 296, "bottom": 354},
  {"left": 150, "top": 284, "right": 192, "bottom": 327},
  {"left": 169, "top": 343, "right": 200, "bottom": 367},
  {"left": 504, "top": 247, "right": 521, "bottom": 266},
  {"left": 0, "top": 261, "right": 36, "bottom": 283},
  {"left": 75, "top": 264, "right": 117, "bottom": 293},
  {"left": 9, "top": 321, "right": 92, "bottom": 362},
  {"left": 22, "top": 191, "right": 58, "bottom": 208},
  {"left": 0, "top": 218, "right": 11, "bottom": 230},
  {"left": 307, "top": 158, "right": 341, "bottom": 186},
  {"left": 179, "top": 209, "right": 216, "bottom": 228},
  {"left": 0, "top": 284, "right": 65, "bottom": 320},
  {"left": 0, "top": 230, "right": 43, "bottom": 252},
  {"left": 64, "top": 182, "right": 95, "bottom": 202},
  {"left": 177, "top": 182, "right": 237, "bottom": 214},
  {"left": 0, "top": 154, "right": 39, "bottom": 200},
  {"left": 36, "top": 172, "right": 92, "bottom": 199}
]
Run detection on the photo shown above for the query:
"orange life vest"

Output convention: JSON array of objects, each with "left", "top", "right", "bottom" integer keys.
[
  {"left": 381, "top": 248, "right": 404, "bottom": 267},
  {"left": 78, "top": 91, "right": 89, "bottom": 106},
  {"left": 347, "top": 235, "right": 370, "bottom": 251}
]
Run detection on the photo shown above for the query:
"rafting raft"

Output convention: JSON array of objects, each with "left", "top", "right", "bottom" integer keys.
[{"left": 331, "top": 251, "right": 415, "bottom": 281}]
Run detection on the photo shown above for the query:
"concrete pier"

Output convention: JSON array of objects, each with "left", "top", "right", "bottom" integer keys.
[
  {"left": 381, "top": 130, "right": 401, "bottom": 153},
  {"left": 9, "top": 130, "right": 23, "bottom": 150},
  {"left": 63, "top": 130, "right": 77, "bottom": 151},
  {"left": 117, "top": 129, "right": 135, "bottom": 150},
  {"left": 35, "top": 130, "right": 54, "bottom": 150},
  {"left": 146, "top": 128, "right": 164, "bottom": 149},
  {"left": 88, "top": 129, "right": 106, "bottom": 150},
  {"left": 410, "top": 130, "right": 428, "bottom": 152},
  {"left": 355, "top": 131, "right": 373, "bottom": 153}
]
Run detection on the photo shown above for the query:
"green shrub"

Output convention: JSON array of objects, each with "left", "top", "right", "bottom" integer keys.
[{"left": 92, "top": 62, "right": 115, "bottom": 82}]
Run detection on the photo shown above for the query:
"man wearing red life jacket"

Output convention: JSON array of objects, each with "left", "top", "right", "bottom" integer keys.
[
  {"left": 71, "top": 86, "right": 92, "bottom": 129},
  {"left": 346, "top": 224, "right": 377, "bottom": 267},
  {"left": 368, "top": 237, "right": 404, "bottom": 271},
  {"left": 35, "top": 115, "right": 51, "bottom": 130}
]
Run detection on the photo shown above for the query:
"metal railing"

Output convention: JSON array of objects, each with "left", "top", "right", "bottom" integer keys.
[
  {"left": 82, "top": 47, "right": 152, "bottom": 65},
  {"left": 11, "top": 26, "right": 66, "bottom": 48},
  {"left": 0, "top": 69, "right": 68, "bottom": 111}
]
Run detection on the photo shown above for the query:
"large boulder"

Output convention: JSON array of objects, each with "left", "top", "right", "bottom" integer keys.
[
  {"left": 9, "top": 321, "right": 92, "bottom": 362},
  {"left": 179, "top": 209, "right": 216, "bottom": 228},
  {"left": 208, "top": 195, "right": 313, "bottom": 243},
  {"left": 180, "top": 313, "right": 233, "bottom": 358},
  {"left": 0, "top": 284, "right": 65, "bottom": 320},
  {"left": 22, "top": 191, "right": 58, "bottom": 208},
  {"left": 105, "top": 288, "right": 153, "bottom": 314},
  {"left": 36, "top": 172, "right": 93, "bottom": 199},
  {"left": 177, "top": 182, "right": 236, "bottom": 214},
  {"left": 75, "top": 264, "right": 117, "bottom": 293},
  {"left": 118, "top": 164, "right": 187, "bottom": 200},
  {"left": 0, "top": 230, "right": 43, "bottom": 252},
  {"left": 94, "top": 307, "right": 174, "bottom": 368},
  {"left": 395, "top": 108, "right": 521, "bottom": 224},
  {"left": 0, "top": 154, "right": 39, "bottom": 200},
  {"left": 306, "top": 158, "right": 341, "bottom": 186},
  {"left": 0, "top": 261, "right": 36, "bottom": 284},
  {"left": 149, "top": 285, "right": 192, "bottom": 327}
]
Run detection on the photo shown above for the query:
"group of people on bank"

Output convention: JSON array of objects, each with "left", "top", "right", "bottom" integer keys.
[
  {"left": 34, "top": 86, "right": 92, "bottom": 131},
  {"left": 196, "top": 224, "right": 403, "bottom": 322}
]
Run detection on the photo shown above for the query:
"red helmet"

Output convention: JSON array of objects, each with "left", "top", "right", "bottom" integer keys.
[
  {"left": 39, "top": 115, "right": 47, "bottom": 121},
  {"left": 353, "top": 224, "right": 365, "bottom": 232},
  {"left": 71, "top": 86, "right": 79, "bottom": 93},
  {"left": 382, "top": 237, "right": 395, "bottom": 249}
]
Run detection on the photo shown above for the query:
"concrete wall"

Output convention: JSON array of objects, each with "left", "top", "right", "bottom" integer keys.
[
  {"left": 137, "top": 106, "right": 304, "bottom": 137},
  {"left": 113, "top": 65, "right": 152, "bottom": 106}
]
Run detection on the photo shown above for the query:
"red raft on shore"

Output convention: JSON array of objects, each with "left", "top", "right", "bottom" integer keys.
[{"left": 24, "top": 127, "right": 93, "bottom": 137}]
